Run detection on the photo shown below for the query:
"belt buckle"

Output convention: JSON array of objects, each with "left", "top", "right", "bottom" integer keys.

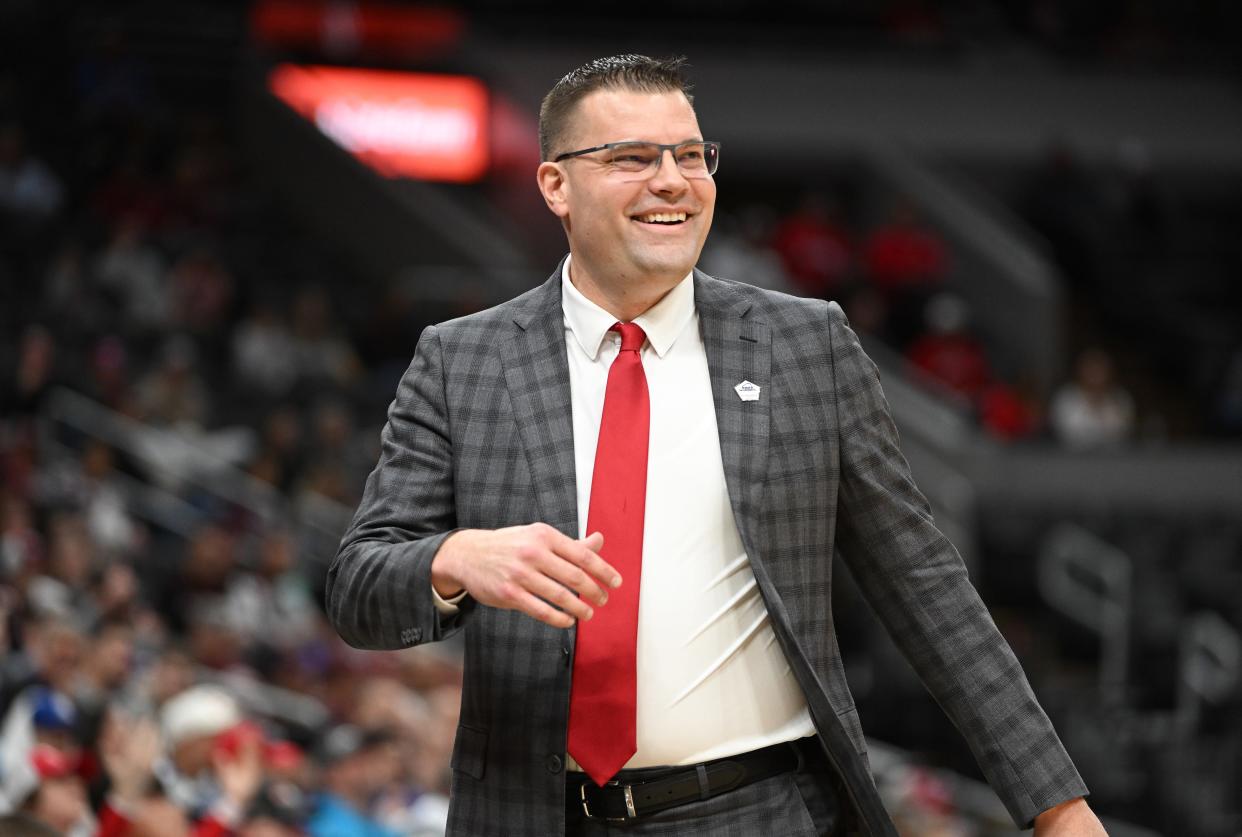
[{"left": 579, "top": 780, "right": 637, "bottom": 822}]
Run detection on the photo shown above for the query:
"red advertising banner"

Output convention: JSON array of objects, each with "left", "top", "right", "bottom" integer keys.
[{"left": 269, "top": 63, "right": 489, "bottom": 183}]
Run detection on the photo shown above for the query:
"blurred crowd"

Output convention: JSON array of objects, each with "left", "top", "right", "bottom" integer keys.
[
  {"left": 702, "top": 192, "right": 1148, "bottom": 447},
  {"left": 0, "top": 22, "right": 469, "bottom": 837}
]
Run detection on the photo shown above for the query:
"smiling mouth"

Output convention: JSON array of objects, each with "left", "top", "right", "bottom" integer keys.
[{"left": 633, "top": 211, "right": 689, "bottom": 225}]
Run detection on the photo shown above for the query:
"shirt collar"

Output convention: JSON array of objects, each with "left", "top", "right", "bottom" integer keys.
[{"left": 561, "top": 255, "right": 695, "bottom": 361}]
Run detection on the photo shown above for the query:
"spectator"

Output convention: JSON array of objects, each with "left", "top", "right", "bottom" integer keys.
[
  {"left": 25, "top": 513, "right": 100, "bottom": 629},
  {"left": 346, "top": 675, "right": 452, "bottom": 829},
  {"left": 26, "top": 686, "right": 80, "bottom": 754},
  {"left": 0, "top": 122, "right": 64, "bottom": 223},
  {"left": 44, "top": 239, "right": 109, "bottom": 340},
  {"left": 1, "top": 493, "right": 44, "bottom": 582},
  {"left": 289, "top": 287, "right": 361, "bottom": 391},
  {"left": 120, "top": 644, "right": 195, "bottom": 719},
  {"left": 155, "top": 685, "right": 263, "bottom": 830},
  {"left": 0, "top": 743, "right": 91, "bottom": 833},
  {"left": 306, "top": 399, "right": 371, "bottom": 499},
  {"left": 307, "top": 725, "right": 401, "bottom": 837},
  {"left": 250, "top": 406, "right": 305, "bottom": 495},
  {"left": 231, "top": 304, "right": 299, "bottom": 398},
  {"left": 862, "top": 200, "right": 948, "bottom": 294},
  {"left": 135, "top": 336, "right": 209, "bottom": 430},
  {"left": 904, "top": 294, "right": 989, "bottom": 402},
  {"left": 770, "top": 192, "right": 854, "bottom": 297},
  {"left": 70, "top": 620, "right": 134, "bottom": 736},
  {"left": 978, "top": 380, "right": 1042, "bottom": 442},
  {"left": 167, "top": 245, "right": 236, "bottom": 336},
  {"left": 863, "top": 200, "right": 948, "bottom": 344},
  {"left": 94, "top": 215, "right": 169, "bottom": 332},
  {"left": 33, "top": 441, "right": 141, "bottom": 560},
  {"left": 0, "top": 617, "right": 85, "bottom": 713},
  {"left": 0, "top": 325, "right": 58, "bottom": 423},
  {"left": 218, "top": 529, "right": 318, "bottom": 669},
  {"left": 83, "top": 336, "right": 134, "bottom": 413},
  {"left": 1050, "top": 348, "right": 1135, "bottom": 449}
]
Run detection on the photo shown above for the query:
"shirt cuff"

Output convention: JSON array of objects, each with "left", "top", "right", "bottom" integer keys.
[{"left": 432, "top": 583, "right": 468, "bottom": 614}]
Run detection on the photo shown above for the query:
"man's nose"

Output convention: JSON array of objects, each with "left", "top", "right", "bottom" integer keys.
[{"left": 648, "top": 149, "right": 689, "bottom": 193}]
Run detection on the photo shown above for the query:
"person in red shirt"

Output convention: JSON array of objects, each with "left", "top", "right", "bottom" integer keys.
[
  {"left": 864, "top": 201, "right": 950, "bottom": 345},
  {"left": 905, "top": 293, "right": 988, "bottom": 401},
  {"left": 770, "top": 192, "right": 854, "bottom": 298}
]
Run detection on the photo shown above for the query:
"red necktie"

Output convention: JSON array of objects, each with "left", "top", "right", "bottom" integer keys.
[{"left": 567, "top": 322, "right": 650, "bottom": 787}]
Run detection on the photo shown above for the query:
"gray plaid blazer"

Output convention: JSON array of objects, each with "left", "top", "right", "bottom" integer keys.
[{"left": 327, "top": 264, "right": 1087, "bottom": 836}]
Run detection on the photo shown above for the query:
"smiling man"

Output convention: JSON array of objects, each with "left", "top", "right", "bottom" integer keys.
[{"left": 327, "top": 55, "right": 1105, "bottom": 836}]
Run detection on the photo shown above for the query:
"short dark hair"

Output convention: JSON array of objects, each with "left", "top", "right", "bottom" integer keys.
[{"left": 538, "top": 54, "right": 694, "bottom": 161}]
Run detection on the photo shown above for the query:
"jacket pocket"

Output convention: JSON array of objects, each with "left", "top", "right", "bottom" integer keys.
[{"left": 450, "top": 724, "right": 488, "bottom": 780}]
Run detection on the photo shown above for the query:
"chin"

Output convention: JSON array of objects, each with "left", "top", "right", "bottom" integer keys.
[{"left": 631, "top": 246, "right": 700, "bottom": 282}]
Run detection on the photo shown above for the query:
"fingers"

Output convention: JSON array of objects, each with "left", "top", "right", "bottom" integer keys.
[
  {"left": 549, "top": 529, "right": 622, "bottom": 590},
  {"left": 523, "top": 570, "right": 595, "bottom": 622},
  {"left": 512, "top": 588, "right": 576, "bottom": 629},
  {"left": 535, "top": 553, "right": 607, "bottom": 611}
]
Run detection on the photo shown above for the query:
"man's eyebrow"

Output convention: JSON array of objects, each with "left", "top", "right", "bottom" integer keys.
[{"left": 609, "top": 137, "right": 705, "bottom": 144}]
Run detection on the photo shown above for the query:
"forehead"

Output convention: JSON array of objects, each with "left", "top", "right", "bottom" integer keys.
[{"left": 568, "top": 88, "right": 702, "bottom": 146}]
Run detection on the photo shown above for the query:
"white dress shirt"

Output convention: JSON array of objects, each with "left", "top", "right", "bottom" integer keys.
[
  {"left": 559, "top": 259, "right": 812, "bottom": 769},
  {"left": 434, "top": 258, "right": 814, "bottom": 768}
]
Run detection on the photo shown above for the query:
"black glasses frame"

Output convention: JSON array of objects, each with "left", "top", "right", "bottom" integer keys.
[{"left": 553, "top": 140, "right": 721, "bottom": 176}]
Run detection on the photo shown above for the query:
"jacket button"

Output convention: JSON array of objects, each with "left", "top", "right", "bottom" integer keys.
[
  {"left": 562, "top": 645, "right": 571, "bottom": 666},
  {"left": 546, "top": 754, "right": 563, "bottom": 774}
]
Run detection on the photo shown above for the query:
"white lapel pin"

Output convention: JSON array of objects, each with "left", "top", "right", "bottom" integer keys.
[{"left": 734, "top": 381, "right": 761, "bottom": 402}]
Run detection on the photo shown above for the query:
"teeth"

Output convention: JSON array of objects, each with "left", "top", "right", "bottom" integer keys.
[{"left": 637, "top": 212, "right": 687, "bottom": 224}]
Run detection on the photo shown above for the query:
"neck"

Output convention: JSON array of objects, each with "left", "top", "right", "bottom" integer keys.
[{"left": 568, "top": 259, "right": 682, "bottom": 322}]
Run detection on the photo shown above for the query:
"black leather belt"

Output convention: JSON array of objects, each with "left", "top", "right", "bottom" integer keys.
[{"left": 567, "top": 739, "right": 804, "bottom": 822}]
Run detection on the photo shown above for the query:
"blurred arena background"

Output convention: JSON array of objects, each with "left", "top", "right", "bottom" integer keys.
[{"left": 1, "top": 1, "right": 1240, "bottom": 834}]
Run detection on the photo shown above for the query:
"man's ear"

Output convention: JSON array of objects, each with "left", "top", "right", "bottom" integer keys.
[{"left": 536, "top": 161, "right": 570, "bottom": 220}]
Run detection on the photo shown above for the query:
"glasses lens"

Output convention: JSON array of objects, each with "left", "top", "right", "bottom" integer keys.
[
  {"left": 674, "top": 142, "right": 716, "bottom": 176},
  {"left": 605, "top": 142, "right": 662, "bottom": 173}
]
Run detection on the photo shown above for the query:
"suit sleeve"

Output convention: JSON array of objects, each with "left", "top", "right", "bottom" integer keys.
[
  {"left": 825, "top": 301, "right": 1087, "bottom": 828},
  {"left": 326, "top": 324, "right": 472, "bottom": 649}
]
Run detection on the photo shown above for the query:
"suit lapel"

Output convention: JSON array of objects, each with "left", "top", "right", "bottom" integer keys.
[
  {"left": 694, "top": 271, "right": 770, "bottom": 559},
  {"left": 500, "top": 268, "right": 580, "bottom": 539},
  {"left": 697, "top": 276, "right": 897, "bottom": 834}
]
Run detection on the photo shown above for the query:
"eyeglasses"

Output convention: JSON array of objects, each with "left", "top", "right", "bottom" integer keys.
[{"left": 554, "top": 140, "right": 720, "bottom": 180}]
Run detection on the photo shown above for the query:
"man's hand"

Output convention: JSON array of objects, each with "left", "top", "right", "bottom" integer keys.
[
  {"left": 1033, "top": 797, "right": 1107, "bottom": 835},
  {"left": 431, "top": 523, "right": 620, "bottom": 628}
]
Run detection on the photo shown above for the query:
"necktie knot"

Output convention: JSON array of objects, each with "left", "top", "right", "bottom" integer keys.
[{"left": 611, "top": 322, "right": 646, "bottom": 353}]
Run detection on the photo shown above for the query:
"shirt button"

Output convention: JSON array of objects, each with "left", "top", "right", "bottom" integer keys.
[{"left": 546, "top": 754, "right": 563, "bottom": 774}]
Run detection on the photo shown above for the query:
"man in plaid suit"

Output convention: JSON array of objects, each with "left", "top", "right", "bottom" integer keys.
[{"left": 327, "top": 56, "right": 1105, "bottom": 836}]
